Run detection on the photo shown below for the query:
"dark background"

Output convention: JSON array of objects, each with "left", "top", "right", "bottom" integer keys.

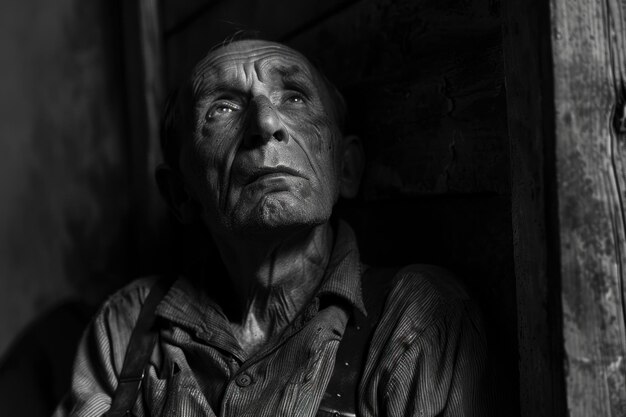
[{"left": 0, "top": 0, "right": 519, "bottom": 415}]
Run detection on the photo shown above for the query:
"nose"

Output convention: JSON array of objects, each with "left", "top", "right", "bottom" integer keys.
[{"left": 243, "top": 96, "right": 288, "bottom": 148}]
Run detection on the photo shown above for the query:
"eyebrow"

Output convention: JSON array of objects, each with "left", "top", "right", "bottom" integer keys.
[
  {"left": 268, "top": 64, "right": 316, "bottom": 84},
  {"left": 268, "top": 66, "right": 320, "bottom": 98},
  {"left": 192, "top": 77, "right": 246, "bottom": 104},
  {"left": 269, "top": 64, "right": 303, "bottom": 78}
]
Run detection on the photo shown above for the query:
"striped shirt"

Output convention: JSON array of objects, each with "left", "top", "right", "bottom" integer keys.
[{"left": 53, "top": 221, "right": 492, "bottom": 417}]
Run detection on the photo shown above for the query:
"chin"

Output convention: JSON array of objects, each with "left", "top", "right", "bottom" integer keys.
[{"left": 231, "top": 194, "right": 330, "bottom": 237}]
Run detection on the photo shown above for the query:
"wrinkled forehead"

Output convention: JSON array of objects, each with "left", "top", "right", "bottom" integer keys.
[{"left": 190, "top": 40, "right": 320, "bottom": 94}]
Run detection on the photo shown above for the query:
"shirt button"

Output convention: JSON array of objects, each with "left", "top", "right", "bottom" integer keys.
[{"left": 235, "top": 373, "right": 252, "bottom": 387}]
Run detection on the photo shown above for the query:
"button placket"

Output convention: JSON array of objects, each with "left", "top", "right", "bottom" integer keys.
[{"left": 221, "top": 369, "right": 254, "bottom": 416}]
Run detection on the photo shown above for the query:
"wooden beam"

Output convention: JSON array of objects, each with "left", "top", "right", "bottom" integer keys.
[
  {"left": 138, "top": 0, "right": 165, "bottom": 200},
  {"left": 122, "top": 0, "right": 168, "bottom": 273},
  {"left": 551, "top": 0, "right": 626, "bottom": 415},
  {"left": 502, "top": 0, "right": 566, "bottom": 415}
]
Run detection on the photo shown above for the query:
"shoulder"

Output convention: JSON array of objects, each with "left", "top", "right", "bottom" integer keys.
[
  {"left": 380, "top": 264, "right": 482, "bottom": 335},
  {"left": 67, "top": 276, "right": 166, "bottom": 378},
  {"left": 92, "top": 276, "right": 161, "bottom": 333},
  {"left": 101, "top": 276, "right": 159, "bottom": 309},
  {"left": 391, "top": 264, "right": 470, "bottom": 305},
  {"left": 365, "top": 266, "right": 492, "bottom": 415}
]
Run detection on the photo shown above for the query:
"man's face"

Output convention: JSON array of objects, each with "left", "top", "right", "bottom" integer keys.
[{"left": 178, "top": 40, "right": 344, "bottom": 238}]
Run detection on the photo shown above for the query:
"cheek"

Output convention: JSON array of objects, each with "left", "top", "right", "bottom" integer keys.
[
  {"left": 199, "top": 117, "right": 242, "bottom": 163},
  {"left": 308, "top": 118, "right": 341, "bottom": 182},
  {"left": 286, "top": 114, "right": 342, "bottom": 209},
  {"left": 287, "top": 110, "right": 339, "bottom": 164},
  {"left": 185, "top": 119, "right": 242, "bottom": 199},
  {"left": 180, "top": 144, "right": 217, "bottom": 203}
]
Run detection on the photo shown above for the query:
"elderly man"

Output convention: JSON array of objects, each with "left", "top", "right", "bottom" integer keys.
[{"left": 54, "top": 39, "right": 492, "bottom": 417}]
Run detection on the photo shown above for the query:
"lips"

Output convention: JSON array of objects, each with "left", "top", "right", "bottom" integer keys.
[{"left": 244, "top": 165, "right": 304, "bottom": 185}]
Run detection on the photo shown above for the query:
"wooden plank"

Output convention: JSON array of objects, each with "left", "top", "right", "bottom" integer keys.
[
  {"left": 138, "top": 0, "right": 166, "bottom": 209},
  {"left": 122, "top": 0, "right": 171, "bottom": 273},
  {"left": 286, "top": 0, "right": 508, "bottom": 197},
  {"left": 163, "top": 0, "right": 359, "bottom": 87},
  {"left": 550, "top": 0, "right": 626, "bottom": 414},
  {"left": 501, "top": 0, "right": 567, "bottom": 415}
]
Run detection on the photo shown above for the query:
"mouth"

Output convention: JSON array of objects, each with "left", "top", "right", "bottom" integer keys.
[{"left": 245, "top": 166, "right": 304, "bottom": 185}]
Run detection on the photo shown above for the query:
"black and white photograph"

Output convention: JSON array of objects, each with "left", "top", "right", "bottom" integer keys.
[{"left": 0, "top": 1, "right": 624, "bottom": 416}]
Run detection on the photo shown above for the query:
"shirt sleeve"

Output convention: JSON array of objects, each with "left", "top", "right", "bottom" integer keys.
[
  {"left": 383, "top": 301, "right": 493, "bottom": 417},
  {"left": 52, "top": 280, "right": 152, "bottom": 417}
]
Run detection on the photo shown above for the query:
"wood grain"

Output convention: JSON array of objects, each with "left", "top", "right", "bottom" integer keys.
[{"left": 551, "top": 0, "right": 626, "bottom": 415}]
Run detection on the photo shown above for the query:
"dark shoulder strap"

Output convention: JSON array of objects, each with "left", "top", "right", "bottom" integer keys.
[
  {"left": 103, "top": 277, "right": 175, "bottom": 417},
  {"left": 317, "top": 267, "right": 398, "bottom": 417}
]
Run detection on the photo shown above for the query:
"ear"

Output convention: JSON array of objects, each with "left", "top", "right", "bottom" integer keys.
[
  {"left": 339, "top": 134, "right": 365, "bottom": 199},
  {"left": 155, "top": 163, "right": 199, "bottom": 224}
]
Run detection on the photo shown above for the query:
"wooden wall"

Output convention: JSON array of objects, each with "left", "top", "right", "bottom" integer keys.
[
  {"left": 159, "top": 0, "right": 518, "bottom": 413},
  {"left": 501, "top": 0, "right": 565, "bottom": 415},
  {"left": 551, "top": 0, "right": 626, "bottom": 414}
]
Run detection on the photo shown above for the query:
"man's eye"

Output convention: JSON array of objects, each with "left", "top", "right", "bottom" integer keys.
[
  {"left": 208, "top": 103, "right": 238, "bottom": 119},
  {"left": 285, "top": 93, "right": 306, "bottom": 104},
  {"left": 216, "top": 106, "right": 234, "bottom": 114}
]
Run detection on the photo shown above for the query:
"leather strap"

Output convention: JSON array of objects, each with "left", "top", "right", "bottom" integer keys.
[
  {"left": 317, "top": 266, "right": 397, "bottom": 417},
  {"left": 102, "top": 277, "right": 175, "bottom": 417}
]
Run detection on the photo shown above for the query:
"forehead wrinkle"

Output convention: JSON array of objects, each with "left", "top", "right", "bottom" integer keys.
[
  {"left": 191, "top": 44, "right": 315, "bottom": 91},
  {"left": 198, "top": 44, "right": 309, "bottom": 69}
]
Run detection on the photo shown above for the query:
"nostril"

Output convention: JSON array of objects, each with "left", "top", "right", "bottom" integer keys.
[
  {"left": 274, "top": 127, "right": 288, "bottom": 142},
  {"left": 246, "top": 129, "right": 287, "bottom": 146},
  {"left": 244, "top": 121, "right": 288, "bottom": 147}
]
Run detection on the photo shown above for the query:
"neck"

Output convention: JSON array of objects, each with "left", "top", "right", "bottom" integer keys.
[{"left": 212, "top": 222, "right": 335, "bottom": 355}]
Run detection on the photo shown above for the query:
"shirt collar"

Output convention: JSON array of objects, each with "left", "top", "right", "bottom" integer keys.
[
  {"left": 155, "top": 219, "right": 366, "bottom": 330},
  {"left": 316, "top": 220, "right": 366, "bottom": 316}
]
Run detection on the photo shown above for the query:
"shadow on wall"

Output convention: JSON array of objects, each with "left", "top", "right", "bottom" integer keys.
[{"left": 0, "top": 299, "right": 96, "bottom": 417}]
